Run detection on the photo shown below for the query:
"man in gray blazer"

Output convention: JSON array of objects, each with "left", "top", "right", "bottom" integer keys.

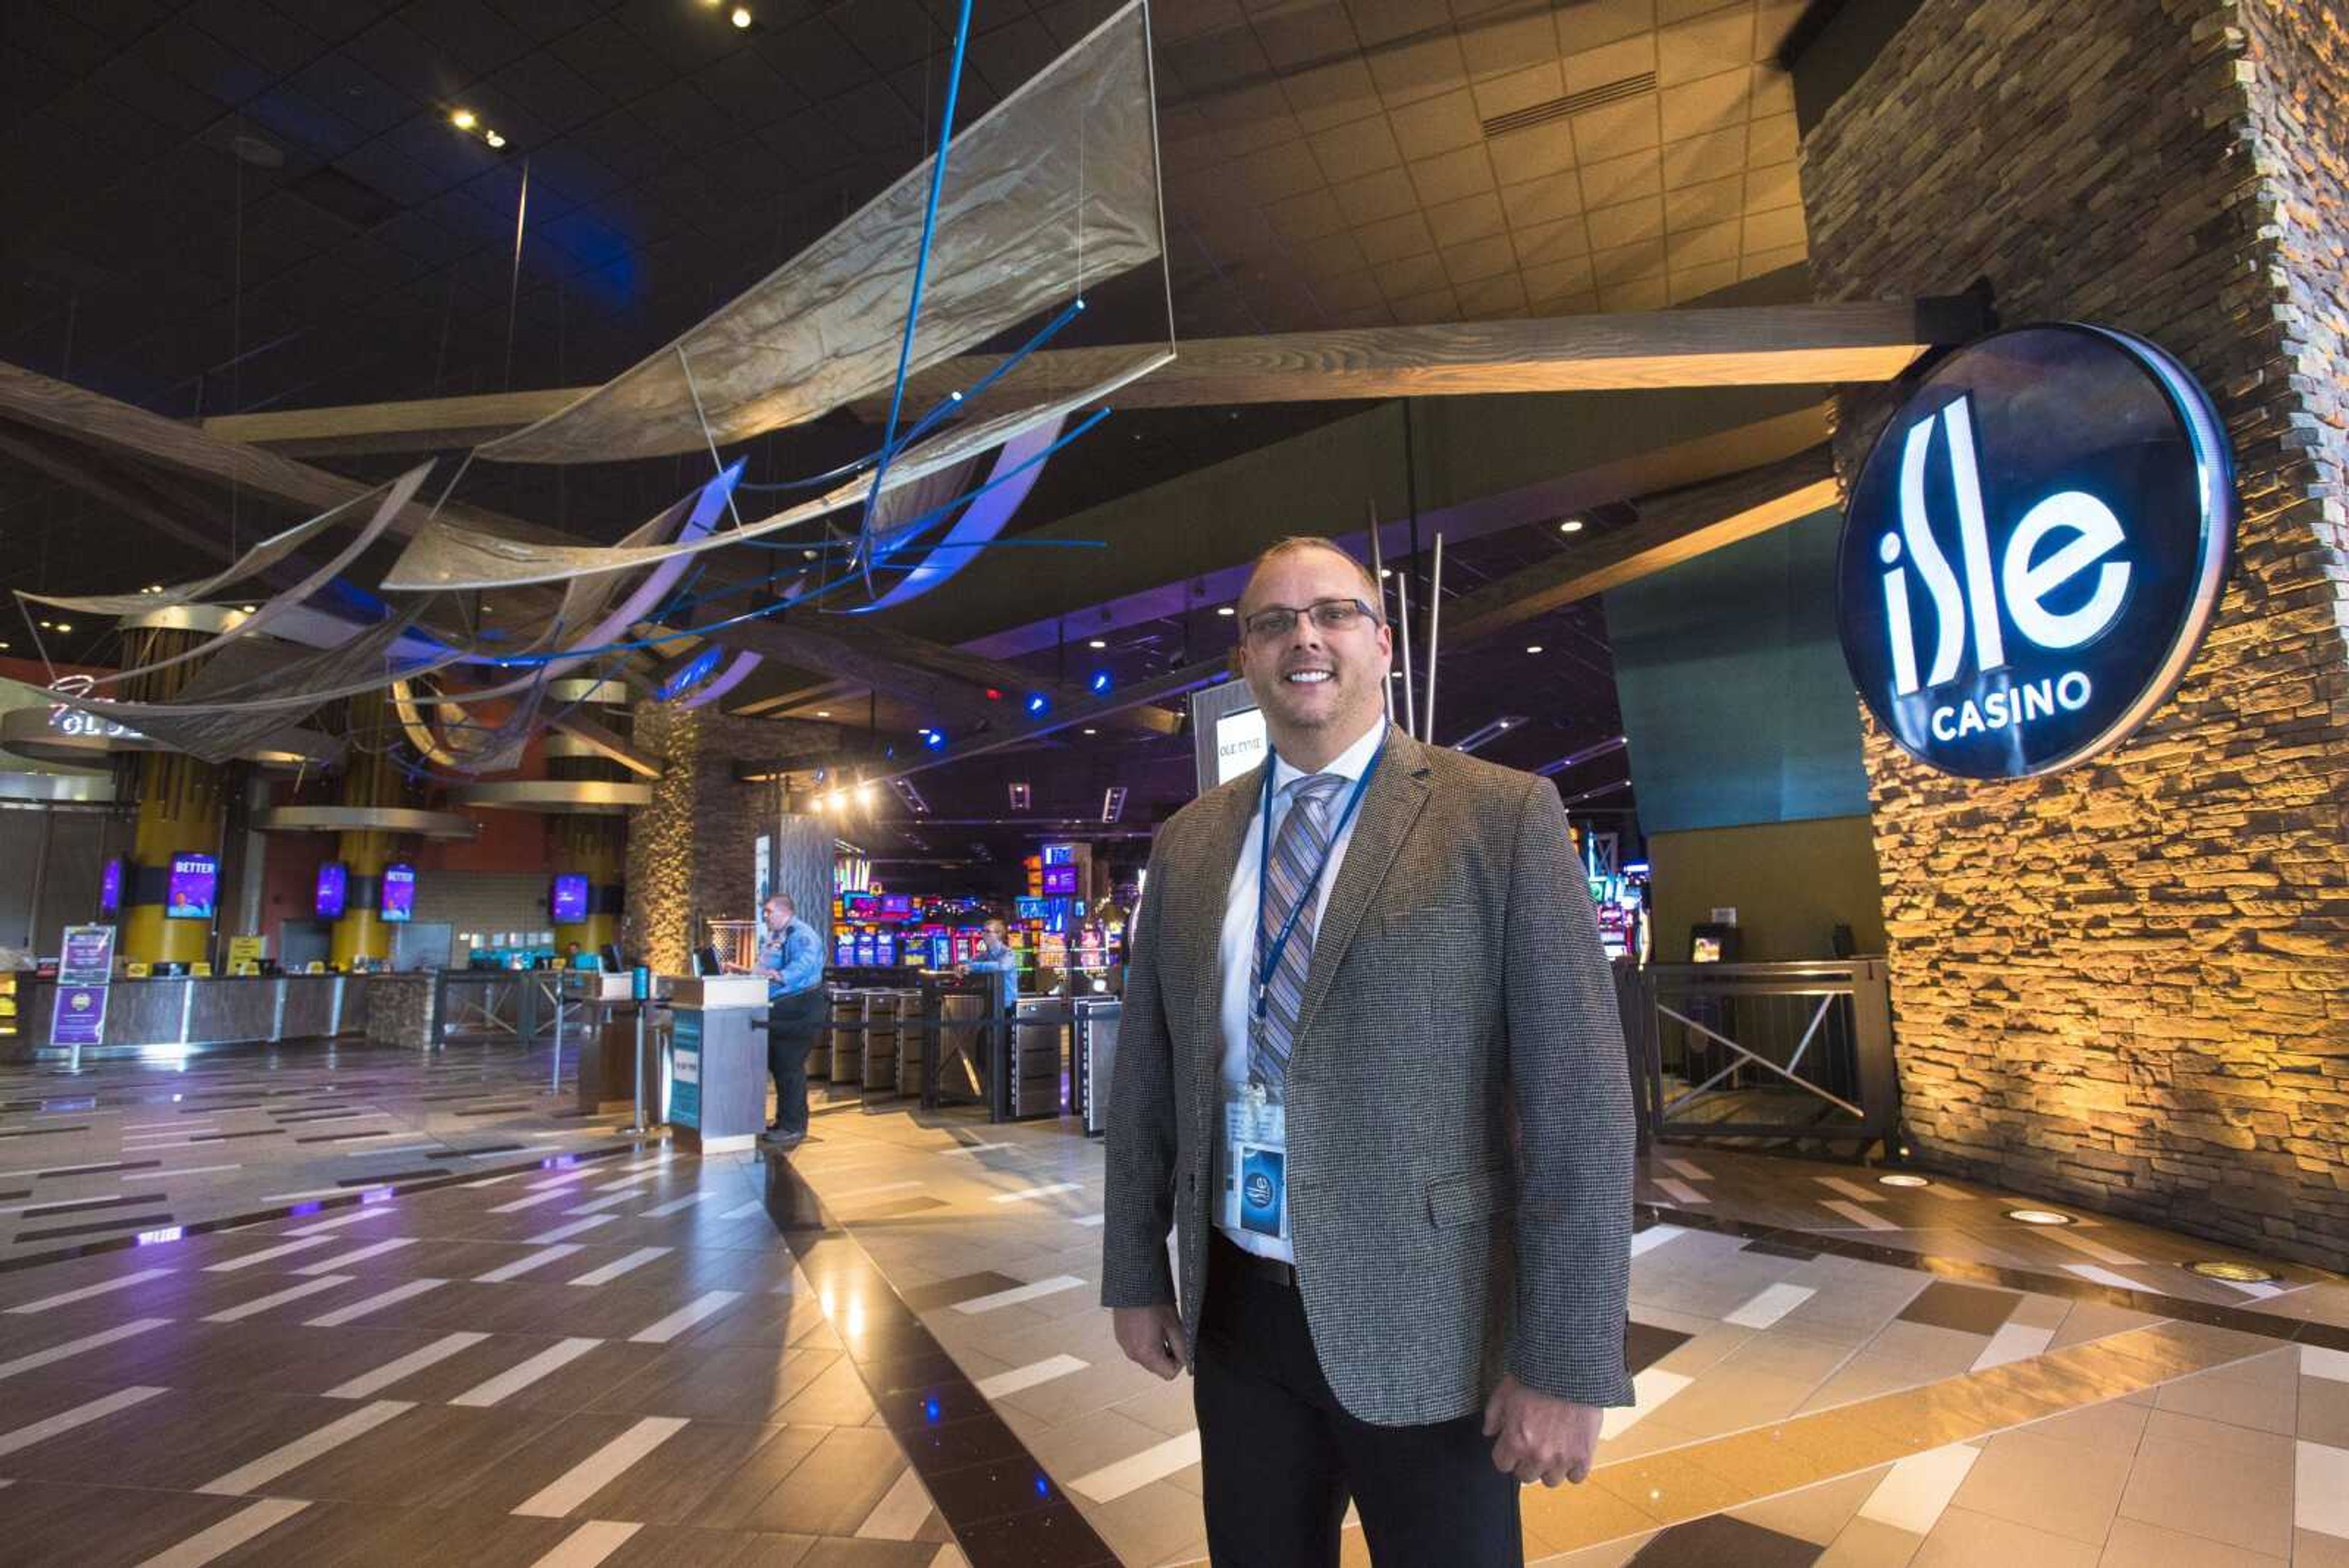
[{"left": 1101, "top": 537, "right": 1635, "bottom": 1566}]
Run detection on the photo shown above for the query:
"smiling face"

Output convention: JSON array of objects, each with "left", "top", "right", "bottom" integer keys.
[{"left": 1235, "top": 541, "right": 1392, "bottom": 766}]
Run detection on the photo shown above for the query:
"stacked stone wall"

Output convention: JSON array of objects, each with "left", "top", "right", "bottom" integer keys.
[{"left": 1800, "top": 0, "right": 2349, "bottom": 1263}]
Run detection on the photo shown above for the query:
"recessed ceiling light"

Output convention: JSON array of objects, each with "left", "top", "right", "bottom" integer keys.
[
  {"left": 1877, "top": 1173, "right": 1930, "bottom": 1188},
  {"left": 815, "top": 710, "right": 831, "bottom": 718},
  {"left": 451, "top": 108, "right": 478, "bottom": 130},
  {"left": 1379, "top": 568, "right": 1392, "bottom": 578},
  {"left": 1082, "top": 727, "right": 1097, "bottom": 735},
  {"left": 484, "top": 130, "right": 507, "bottom": 149},
  {"left": 1088, "top": 639, "right": 1105, "bottom": 648},
  {"left": 1525, "top": 644, "right": 1543, "bottom": 654},
  {"left": 54, "top": 623, "right": 70, "bottom": 633},
  {"left": 731, "top": 4, "right": 752, "bottom": 25},
  {"left": 1560, "top": 518, "right": 1585, "bottom": 533},
  {"left": 1215, "top": 606, "right": 1234, "bottom": 617},
  {"left": 2185, "top": 1259, "right": 2279, "bottom": 1284},
  {"left": 2005, "top": 1208, "right": 2074, "bottom": 1226}
]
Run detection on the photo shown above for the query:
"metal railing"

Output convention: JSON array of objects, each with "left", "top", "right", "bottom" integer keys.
[
  {"left": 1616, "top": 959, "right": 1897, "bottom": 1154},
  {"left": 815, "top": 981, "right": 1117, "bottom": 1124}
]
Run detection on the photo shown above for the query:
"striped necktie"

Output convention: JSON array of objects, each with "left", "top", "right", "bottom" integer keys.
[{"left": 1249, "top": 772, "right": 1345, "bottom": 1096}]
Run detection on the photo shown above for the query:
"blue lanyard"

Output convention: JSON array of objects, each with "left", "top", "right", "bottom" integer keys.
[{"left": 1252, "top": 732, "right": 1386, "bottom": 1021}]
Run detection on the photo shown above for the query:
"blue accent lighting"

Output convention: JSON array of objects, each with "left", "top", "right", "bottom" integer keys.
[
  {"left": 1026, "top": 694, "right": 1048, "bottom": 714},
  {"left": 924, "top": 730, "right": 948, "bottom": 750},
  {"left": 1089, "top": 671, "right": 1111, "bottom": 693}
]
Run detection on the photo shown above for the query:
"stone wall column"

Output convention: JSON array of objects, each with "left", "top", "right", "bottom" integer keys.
[{"left": 1798, "top": 0, "right": 2349, "bottom": 1264}]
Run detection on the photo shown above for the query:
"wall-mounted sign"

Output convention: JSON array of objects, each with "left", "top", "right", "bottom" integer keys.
[
  {"left": 98, "top": 856, "right": 124, "bottom": 918},
  {"left": 550, "top": 874, "right": 590, "bottom": 923},
  {"left": 314, "top": 861, "right": 349, "bottom": 921},
  {"left": 1836, "top": 324, "right": 2235, "bottom": 779},
  {"left": 380, "top": 864, "right": 417, "bottom": 923}
]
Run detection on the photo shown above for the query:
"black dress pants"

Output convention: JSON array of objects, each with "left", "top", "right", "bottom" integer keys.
[
  {"left": 765, "top": 989, "right": 828, "bottom": 1137},
  {"left": 1193, "top": 1233, "right": 1523, "bottom": 1568}
]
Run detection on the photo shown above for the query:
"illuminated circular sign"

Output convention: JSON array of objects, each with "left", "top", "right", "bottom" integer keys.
[{"left": 1836, "top": 324, "right": 2236, "bottom": 779}]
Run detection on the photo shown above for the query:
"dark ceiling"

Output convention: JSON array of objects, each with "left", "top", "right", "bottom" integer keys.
[{"left": 0, "top": 0, "right": 1812, "bottom": 863}]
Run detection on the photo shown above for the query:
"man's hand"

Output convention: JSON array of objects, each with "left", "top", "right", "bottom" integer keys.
[
  {"left": 1482, "top": 1375, "right": 1602, "bottom": 1486},
  {"left": 1113, "top": 1304, "right": 1189, "bottom": 1381}
]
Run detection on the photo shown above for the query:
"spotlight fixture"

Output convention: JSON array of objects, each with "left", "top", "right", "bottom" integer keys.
[
  {"left": 924, "top": 730, "right": 947, "bottom": 750},
  {"left": 1560, "top": 518, "right": 1586, "bottom": 533},
  {"left": 1082, "top": 727, "right": 1097, "bottom": 735},
  {"left": 889, "top": 778, "right": 930, "bottom": 814},
  {"left": 2185, "top": 1259, "right": 2279, "bottom": 1284},
  {"left": 732, "top": 5, "right": 752, "bottom": 26},
  {"left": 1526, "top": 644, "right": 1544, "bottom": 654},
  {"left": 1877, "top": 1173, "right": 1930, "bottom": 1189},
  {"left": 855, "top": 781, "right": 874, "bottom": 807},
  {"left": 2005, "top": 1208, "right": 2075, "bottom": 1226},
  {"left": 1088, "top": 638, "right": 1106, "bottom": 649},
  {"left": 1102, "top": 785, "right": 1128, "bottom": 823},
  {"left": 1008, "top": 782, "right": 1031, "bottom": 811},
  {"left": 450, "top": 108, "right": 477, "bottom": 130},
  {"left": 1088, "top": 671, "right": 1111, "bottom": 694},
  {"left": 484, "top": 130, "right": 507, "bottom": 148},
  {"left": 54, "top": 623, "right": 70, "bottom": 633},
  {"left": 1215, "top": 606, "right": 1235, "bottom": 617},
  {"left": 1025, "top": 694, "right": 1048, "bottom": 715},
  {"left": 814, "top": 710, "right": 831, "bottom": 718}
]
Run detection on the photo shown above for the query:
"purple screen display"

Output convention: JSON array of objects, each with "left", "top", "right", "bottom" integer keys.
[
  {"left": 98, "top": 858, "right": 123, "bottom": 917},
  {"left": 166, "top": 853, "right": 217, "bottom": 921},
  {"left": 551, "top": 874, "right": 590, "bottom": 922},
  {"left": 314, "top": 861, "right": 348, "bottom": 920},
  {"left": 380, "top": 864, "right": 416, "bottom": 923},
  {"left": 1041, "top": 866, "right": 1078, "bottom": 896}
]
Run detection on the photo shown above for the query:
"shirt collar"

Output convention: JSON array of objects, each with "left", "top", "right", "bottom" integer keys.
[{"left": 1269, "top": 715, "right": 1387, "bottom": 793}]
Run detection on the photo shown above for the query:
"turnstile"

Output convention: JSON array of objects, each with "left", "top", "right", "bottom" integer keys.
[
  {"left": 1008, "top": 997, "right": 1067, "bottom": 1120},
  {"left": 1074, "top": 997, "right": 1121, "bottom": 1136}
]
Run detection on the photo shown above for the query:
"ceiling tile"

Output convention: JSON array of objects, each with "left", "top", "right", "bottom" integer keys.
[
  {"left": 1406, "top": 143, "right": 1494, "bottom": 206},
  {"left": 1347, "top": 0, "right": 1433, "bottom": 50},
  {"left": 1522, "top": 255, "right": 1597, "bottom": 303},
  {"left": 759, "top": 15, "right": 869, "bottom": 106},
  {"left": 1238, "top": 138, "right": 1327, "bottom": 200},
  {"left": 1499, "top": 173, "right": 1581, "bottom": 229},
  {"left": 1669, "top": 258, "right": 1741, "bottom": 302},
  {"left": 1366, "top": 33, "right": 1468, "bottom": 108},
  {"left": 1354, "top": 209, "right": 1436, "bottom": 262},
  {"left": 1660, "top": 126, "right": 1745, "bottom": 188},
  {"left": 1457, "top": 9, "right": 1556, "bottom": 83},
  {"left": 1439, "top": 232, "right": 1515, "bottom": 284},
  {"left": 1584, "top": 196, "right": 1663, "bottom": 251},
  {"left": 1663, "top": 171, "right": 1742, "bottom": 232},
  {"left": 1151, "top": 0, "right": 1248, "bottom": 44},
  {"left": 1203, "top": 81, "right": 1303, "bottom": 157},
  {"left": 1742, "top": 240, "right": 1807, "bottom": 279},
  {"left": 1316, "top": 268, "right": 1387, "bottom": 312},
  {"left": 1484, "top": 121, "right": 1573, "bottom": 184},
  {"left": 1252, "top": 1, "right": 1359, "bottom": 69},
  {"left": 1563, "top": 33, "right": 1658, "bottom": 94},
  {"left": 1281, "top": 56, "right": 1384, "bottom": 133},
  {"left": 1590, "top": 237, "right": 1666, "bottom": 284},
  {"left": 89, "top": 51, "right": 228, "bottom": 135},
  {"left": 1385, "top": 87, "right": 1482, "bottom": 158},
  {"left": 1742, "top": 204, "right": 1805, "bottom": 252},
  {"left": 1658, "top": 67, "right": 1751, "bottom": 141},
  {"left": 1423, "top": 188, "right": 1506, "bottom": 243},
  {"left": 1453, "top": 270, "right": 1526, "bottom": 318},
  {"left": 1386, "top": 284, "right": 1458, "bottom": 322},
  {"left": 1376, "top": 251, "right": 1449, "bottom": 300},
  {"left": 1753, "top": 65, "right": 1796, "bottom": 117},
  {"left": 1756, "top": 0, "right": 1808, "bottom": 58},
  {"left": 184, "top": 0, "right": 325, "bottom": 77},
  {"left": 1556, "top": 0, "right": 1655, "bottom": 54},
  {"left": 1329, "top": 299, "right": 1395, "bottom": 326},
  {"left": 1294, "top": 228, "right": 1370, "bottom": 275},
  {"left": 1265, "top": 187, "right": 1348, "bottom": 242},
  {"left": 1307, "top": 112, "right": 1401, "bottom": 182},
  {"left": 1666, "top": 217, "right": 1740, "bottom": 269},
  {"left": 1570, "top": 95, "right": 1660, "bottom": 163},
  {"left": 1577, "top": 147, "right": 1660, "bottom": 209},
  {"left": 398, "top": 0, "right": 532, "bottom": 80},
  {"left": 1660, "top": 0, "right": 1745, "bottom": 20},
  {"left": 1601, "top": 273, "right": 1670, "bottom": 310},
  {"left": 1511, "top": 213, "right": 1590, "bottom": 266},
  {"left": 1747, "top": 111, "right": 1798, "bottom": 164},
  {"left": 1743, "top": 160, "right": 1800, "bottom": 214},
  {"left": 689, "top": 47, "right": 800, "bottom": 126},
  {"left": 833, "top": 0, "right": 937, "bottom": 73},
  {"left": 1471, "top": 61, "right": 1562, "bottom": 122},
  {"left": 1330, "top": 163, "right": 1416, "bottom": 223},
  {"left": 1657, "top": 9, "right": 1756, "bottom": 86}
]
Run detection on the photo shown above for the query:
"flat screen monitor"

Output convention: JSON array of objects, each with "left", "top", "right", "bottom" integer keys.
[
  {"left": 834, "top": 936, "right": 856, "bottom": 966},
  {"left": 599, "top": 943, "right": 623, "bottom": 973},
  {"left": 98, "top": 856, "right": 123, "bottom": 918},
  {"left": 854, "top": 933, "right": 877, "bottom": 967},
  {"left": 166, "top": 853, "right": 218, "bottom": 921},
  {"left": 314, "top": 861, "right": 349, "bottom": 920},
  {"left": 379, "top": 864, "right": 417, "bottom": 924},
  {"left": 550, "top": 873, "right": 590, "bottom": 923},
  {"left": 1014, "top": 896, "right": 1050, "bottom": 920},
  {"left": 1041, "top": 866, "right": 1078, "bottom": 896},
  {"left": 1214, "top": 705, "right": 1268, "bottom": 785},
  {"left": 842, "top": 893, "right": 878, "bottom": 920},
  {"left": 875, "top": 933, "right": 897, "bottom": 966}
]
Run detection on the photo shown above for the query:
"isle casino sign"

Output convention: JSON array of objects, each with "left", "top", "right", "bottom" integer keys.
[{"left": 1836, "top": 324, "right": 2238, "bottom": 780}]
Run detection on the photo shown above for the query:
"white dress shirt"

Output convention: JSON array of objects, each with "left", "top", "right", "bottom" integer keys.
[{"left": 1215, "top": 714, "right": 1389, "bottom": 1261}]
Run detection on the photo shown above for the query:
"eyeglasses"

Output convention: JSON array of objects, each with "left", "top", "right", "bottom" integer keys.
[{"left": 1239, "top": 596, "right": 1381, "bottom": 643}]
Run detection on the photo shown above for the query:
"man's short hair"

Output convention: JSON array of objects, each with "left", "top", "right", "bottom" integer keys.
[
  {"left": 1239, "top": 537, "right": 1382, "bottom": 614},
  {"left": 766, "top": 893, "right": 793, "bottom": 912}
]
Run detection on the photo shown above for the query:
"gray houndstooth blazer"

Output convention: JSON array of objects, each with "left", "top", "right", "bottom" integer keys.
[{"left": 1100, "top": 724, "right": 1636, "bottom": 1427}]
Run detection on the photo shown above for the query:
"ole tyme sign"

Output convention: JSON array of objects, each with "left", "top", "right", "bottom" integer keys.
[{"left": 1835, "top": 324, "right": 2236, "bottom": 779}]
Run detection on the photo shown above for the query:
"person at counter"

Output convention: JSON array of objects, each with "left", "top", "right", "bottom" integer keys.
[
  {"left": 958, "top": 918, "right": 1020, "bottom": 1013},
  {"left": 1100, "top": 537, "right": 1635, "bottom": 1567},
  {"left": 735, "top": 893, "right": 825, "bottom": 1149}
]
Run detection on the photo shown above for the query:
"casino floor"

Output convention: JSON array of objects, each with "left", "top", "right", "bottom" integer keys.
[{"left": 1, "top": 1041, "right": 2343, "bottom": 1568}]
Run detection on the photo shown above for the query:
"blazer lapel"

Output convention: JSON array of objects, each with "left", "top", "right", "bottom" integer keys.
[
  {"left": 1287, "top": 727, "right": 1432, "bottom": 1058},
  {"left": 1180, "top": 764, "right": 1260, "bottom": 1098}
]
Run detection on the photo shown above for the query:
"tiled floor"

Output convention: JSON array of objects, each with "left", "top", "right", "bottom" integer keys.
[{"left": 2, "top": 1038, "right": 2345, "bottom": 1566}]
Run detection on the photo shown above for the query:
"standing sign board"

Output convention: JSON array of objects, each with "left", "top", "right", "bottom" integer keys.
[
  {"left": 1836, "top": 324, "right": 2236, "bottom": 778},
  {"left": 52, "top": 924, "right": 116, "bottom": 1059},
  {"left": 670, "top": 1009, "right": 703, "bottom": 1129}
]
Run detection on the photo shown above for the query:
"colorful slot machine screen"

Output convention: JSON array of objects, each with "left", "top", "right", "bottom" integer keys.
[
  {"left": 1041, "top": 866, "right": 1078, "bottom": 896},
  {"left": 834, "top": 935, "right": 856, "bottom": 966},
  {"left": 875, "top": 933, "right": 897, "bottom": 965},
  {"left": 854, "top": 932, "right": 878, "bottom": 966}
]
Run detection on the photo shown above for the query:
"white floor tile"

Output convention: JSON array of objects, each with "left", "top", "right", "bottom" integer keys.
[
  {"left": 511, "top": 1416, "right": 688, "bottom": 1518},
  {"left": 1857, "top": 1443, "right": 1978, "bottom": 1534},
  {"left": 197, "top": 1400, "right": 412, "bottom": 1495}
]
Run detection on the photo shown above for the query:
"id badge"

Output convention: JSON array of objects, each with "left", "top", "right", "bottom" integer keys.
[{"left": 1219, "top": 1093, "right": 1288, "bottom": 1241}]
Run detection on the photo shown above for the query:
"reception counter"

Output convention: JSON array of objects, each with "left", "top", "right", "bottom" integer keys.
[{"left": 6, "top": 971, "right": 437, "bottom": 1059}]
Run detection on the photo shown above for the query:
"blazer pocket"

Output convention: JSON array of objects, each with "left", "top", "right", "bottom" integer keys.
[{"left": 1425, "top": 1165, "right": 1515, "bottom": 1228}]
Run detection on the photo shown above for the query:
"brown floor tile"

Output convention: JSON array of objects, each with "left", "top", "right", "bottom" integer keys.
[
  {"left": 1897, "top": 1282, "right": 2022, "bottom": 1337},
  {"left": 2149, "top": 1347, "right": 2297, "bottom": 1435},
  {"left": 264, "top": 1401, "right": 561, "bottom": 1507},
  {"left": 2115, "top": 1413, "right": 2295, "bottom": 1559},
  {"left": 594, "top": 1342, "right": 845, "bottom": 1422},
  {"left": 796, "top": 1537, "right": 957, "bottom": 1566},
  {"left": 0, "top": 1480, "right": 258, "bottom": 1568},
  {"left": 1625, "top": 1514, "right": 1822, "bottom": 1566},
  {"left": 1949, "top": 1427, "right": 2130, "bottom": 1544},
  {"left": 598, "top": 1525, "right": 820, "bottom": 1567},
  {"left": 738, "top": 1425, "right": 910, "bottom": 1536},
  {"left": 1905, "top": 1506, "right": 2096, "bottom": 1567},
  {"left": 682, "top": 1423, "right": 836, "bottom": 1531},
  {"left": 281, "top": 1503, "right": 577, "bottom": 1567},
  {"left": 2302, "top": 1372, "right": 2349, "bottom": 1447},
  {"left": 2096, "top": 1515, "right": 2287, "bottom": 1567}
]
